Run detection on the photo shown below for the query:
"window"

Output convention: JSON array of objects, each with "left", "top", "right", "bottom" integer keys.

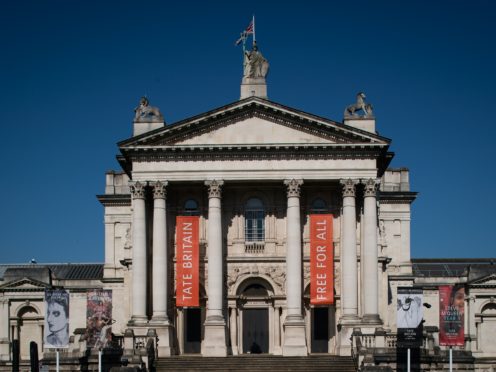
[
  {"left": 184, "top": 199, "right": 199, "bottom": 215},
  {"left": 245, "top": 198, "right": 265, "bottom": 242},
  {"left": 311, "top": 198, "right": 328, "bottom": 214}
]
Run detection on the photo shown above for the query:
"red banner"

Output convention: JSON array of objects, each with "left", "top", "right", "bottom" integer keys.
[
  {"left": 176, "top": 216, "right": 200, "bottom": 307},
  {"left": 310, "top": 214, "right": 334, "bottom": 305},
  {"left": 439, "top": 285, "right": 465, "bottom": 346}
]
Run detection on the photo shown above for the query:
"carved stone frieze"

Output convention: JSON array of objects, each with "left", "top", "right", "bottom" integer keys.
[
  {"left": 123, "top": 227, "right": 132, "bottom": 250},
  {"left": 362, "top": 178, "right": 380, "bottom": 197},
  {"left": 284, "top": 179, "right": 303, "bottom": 198},
  {"left": 267, "top": 266, "right": 286, "bottom": 291},
  {"left": 340, "top": 178, "right": 358, "bottom": 197},
  {"left": 226, "top": 264, "right": 287, "bottom": 294},
  {"left": 130, "top": 181, "right": 146, "bottom": 200},
  {"left": 205, "top": 180, "right": 224, "bottom": 198},
  {"left": 151, "top": 181, "right": 168, "bottom": 199}
]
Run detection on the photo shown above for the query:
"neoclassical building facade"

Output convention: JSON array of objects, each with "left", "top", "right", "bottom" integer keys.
[{"left": 1, "top": 47, "right": 496, "bottom": 371}]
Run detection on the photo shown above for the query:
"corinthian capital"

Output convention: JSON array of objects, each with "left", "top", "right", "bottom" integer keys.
[
  {"left": 340, "top": 179, "right": 359, "bottom": 197},
  {"left": 130, "top": 181, "right": 147, "bottom": 200},
  {"left": 362, "top": 178, "right": 380, "bottom": 197},
  {"left": 151, "top": 180, "right": 168, "bottom": 199},
  {"left": 205, "top": 180, "right": 224, "bottom": 198},
  {"left": 284, "top": 179, "right": 304, "bottom": 198}
]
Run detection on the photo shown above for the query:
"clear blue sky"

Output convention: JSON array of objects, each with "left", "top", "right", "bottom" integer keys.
[{"left": 1, "top": 1, "right": 495, "bottom": 263}]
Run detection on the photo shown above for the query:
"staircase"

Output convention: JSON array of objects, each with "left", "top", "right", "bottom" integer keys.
[{"left": 155, "top": 355, "right": 356, "bottom": 371}]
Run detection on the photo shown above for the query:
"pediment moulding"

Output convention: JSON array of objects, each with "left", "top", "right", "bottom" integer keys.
[
  {"left": 119, "top": 98, "right": 390, "bottom": 149},
  {"left": 0, "top": 277, "right": 50, "bottom": 292}
]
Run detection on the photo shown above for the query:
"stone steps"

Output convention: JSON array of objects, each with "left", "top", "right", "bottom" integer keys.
[{"left": 155, "top": 355, "right": 356, "bottom": 371}]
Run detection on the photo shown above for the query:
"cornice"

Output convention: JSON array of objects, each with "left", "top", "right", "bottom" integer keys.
[
  {"left": 121, "top": 144, "right": 388, "bottom": 163},
  {"left": 96, "top": 194, "right": 131, "bottom": 206},
  {"left": 379, "top": 191, "right": 418, "bottom": 204}
]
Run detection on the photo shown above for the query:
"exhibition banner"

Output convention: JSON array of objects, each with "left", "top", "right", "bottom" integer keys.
[
  {"left": 439, "top": 285, "right": 465, "bottom": 346},
  {"left": 310, "top": 214, "right": 334, "bottom": 305},
  {"left": 44, "top": 289, "right": 70, "bottom": 349},
  {"left": 176, "top": 216, "right": 200, "bottom": 307},
  {"left": 397, "top": 287, "right": 423, "bottom": 348},
  {"left": 86, "top": 289, "right": 113, "bottom": 348}
]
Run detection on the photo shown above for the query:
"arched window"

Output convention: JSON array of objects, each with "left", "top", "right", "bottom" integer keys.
[
  {"left": 311, "top": 198, "right": 328, "bottom": 213},
  {"left": 184, "top": 199, "right": 199, "bottom": 215},
  {"left": 245, "top": 198, "right": 265, "bottom": 242}
]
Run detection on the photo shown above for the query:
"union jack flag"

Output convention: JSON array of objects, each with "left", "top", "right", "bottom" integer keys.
[{"left": 235, "top": 20, "right": 254, "bottom": 46}]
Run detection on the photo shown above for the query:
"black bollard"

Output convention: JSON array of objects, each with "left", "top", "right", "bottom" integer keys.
[
  {"left": 12, "top": 339, "right": 20, "bottom": 372},
  {"left": 30, "top": 341, "right": 39, "bottom": 372}
]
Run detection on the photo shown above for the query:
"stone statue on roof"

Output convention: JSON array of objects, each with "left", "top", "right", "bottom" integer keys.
[
  {"left": 134, "top": 97, "right": 164, "bottom": 123},
  {"left": 243, "top": 42, "right": 269, "bottom": 80},
  {"left": 344, "top": 92, "right": 374, "bottom": 119}
]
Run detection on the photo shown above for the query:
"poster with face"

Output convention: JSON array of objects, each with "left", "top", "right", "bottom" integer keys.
[
  {"left": 439, "top": 285, "right": 465, "bottom": 346},
  {"left": 86, "top": 290, "right": 113, "bottom": 348},
  {"left": 397, "top": 287, "right": 423, "bottom": 348},
  {"left": 44, "top": 289, "right": 70, "bottom": 348}
]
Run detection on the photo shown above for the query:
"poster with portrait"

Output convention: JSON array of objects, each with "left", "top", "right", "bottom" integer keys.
[
  {"left": 397, "top": 287, "right": 423, "bottom": 348},
  {"left": 439, "top": 285, "right": 465, "bottom": 346},
  {"left": 86, "top": 290, "right": 113, "bottom": 348},
  {"left": 44, "top": 289, "right": 70, "bottom": 349}
]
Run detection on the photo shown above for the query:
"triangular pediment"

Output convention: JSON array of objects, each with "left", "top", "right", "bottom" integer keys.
[
  {"left": 119, "top": 97, "right": 390, "bottom": 149},
  {"left": 0, "top": 277, "right": 50, "bottom": 291},
  {"left": 470, "top": 273, "right": 496, "bottom": 287}
]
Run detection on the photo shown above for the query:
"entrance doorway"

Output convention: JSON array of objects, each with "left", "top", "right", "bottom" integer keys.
[
  {"left": 311, "top": 307, "right": 329, "bottom": 353},
  {"left": 242, "top": 308, "right": 269, "bottom": 354},
  {"left": 184, "top": 308, "right": 201, "bottom": 353}
]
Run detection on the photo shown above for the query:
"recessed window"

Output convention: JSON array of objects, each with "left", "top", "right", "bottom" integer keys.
[
  {"left": 245, "top": 198, "right": 265, "bottom": 242},
  {"left": 311, "top": 198, "right": 328, "bottom": 213},
  {"left": 184, "top": 199, "right": 199, "bottom": 215}
]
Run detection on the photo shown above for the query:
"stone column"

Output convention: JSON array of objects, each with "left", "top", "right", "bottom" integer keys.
[
  {"left": 130, "top": 181, "right": 148, "bottom": 325},
  {"left": 202, "top": 180, "right": 227, "bottom": 356},
  {"left": 0, "top": 299, "right": 9, "bottom": 361},
  {"left": 273, "top": 306, "right": 281, "bottom": 354},
  {"left": 150, "top": 181, "right": 173, "bottom": 356},
  {"left": 362, "top": 178, "right": 381, "bottom": 324},
  {"left": 229, "top": 307, "right": 238, "bottom": 355},
  {"left": 340, "top": 179, "right": 359, "bottom": 319},
  {"left": 282, "top": 179, "right": 307, "bottom": 356}
]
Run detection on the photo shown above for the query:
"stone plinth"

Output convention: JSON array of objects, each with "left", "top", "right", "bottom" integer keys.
[
  {"left": 202, "top": 318, "right": 227, "bottom": 356},
  {"left": 282, "top": 317, "right": 307, "bottom": 356},
  {"left": 240, "top": 77, "right": 267, "bottom": 99},
  {"left": 133, "top": 121, "right": 164, "bottom": 136},
  {"left": 343, "top": 117, "right": 375, "bottom": 133}
]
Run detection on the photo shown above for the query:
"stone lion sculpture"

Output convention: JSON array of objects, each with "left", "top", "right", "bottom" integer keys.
[
  {"left": 344, "top": 92, "right": 374, "bottom": 118},
  {"left": 134, "top": 97, "right": 164, "bottom": 123}
]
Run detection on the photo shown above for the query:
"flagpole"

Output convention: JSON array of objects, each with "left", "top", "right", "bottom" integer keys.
[{"left": 252, "top": 15, "right": 256, "bottom": 45}]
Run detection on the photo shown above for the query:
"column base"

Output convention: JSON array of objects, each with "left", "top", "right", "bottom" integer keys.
[
  {"left": 340, "top": 313, "right": 360, "bottom": 322},
  {"left": 149, "top": 315, "right": 169, "bottom": 324},
  {"left": 282, "top": 316, "right": 307, "bottom": 356},
  {"left": 202, "top": 317, "right": 227, "bottom": 356},
  {"left": 362, "top": 313, "right": 382, "bottom": 325},
  {"left": 128, "top": 315, "right": 148, "bottom": 326},
  {"left": 153, "top": 323, "right": 174, "bottom": 357}
]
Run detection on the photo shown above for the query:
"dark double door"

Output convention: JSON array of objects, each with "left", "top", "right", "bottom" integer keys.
[
  {"left": 311, "top": 307, "right": 329, "bottom": 353},
  {"left": 243, "top": 308, "right": 269, "bottom": 354},
  {"left": 184, "top": 308, "right": 202, "bottom": 353}
]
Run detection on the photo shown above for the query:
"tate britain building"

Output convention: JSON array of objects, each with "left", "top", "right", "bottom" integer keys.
[{"left": 1, "top": 46, "right": 496, "bottom": 371}]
